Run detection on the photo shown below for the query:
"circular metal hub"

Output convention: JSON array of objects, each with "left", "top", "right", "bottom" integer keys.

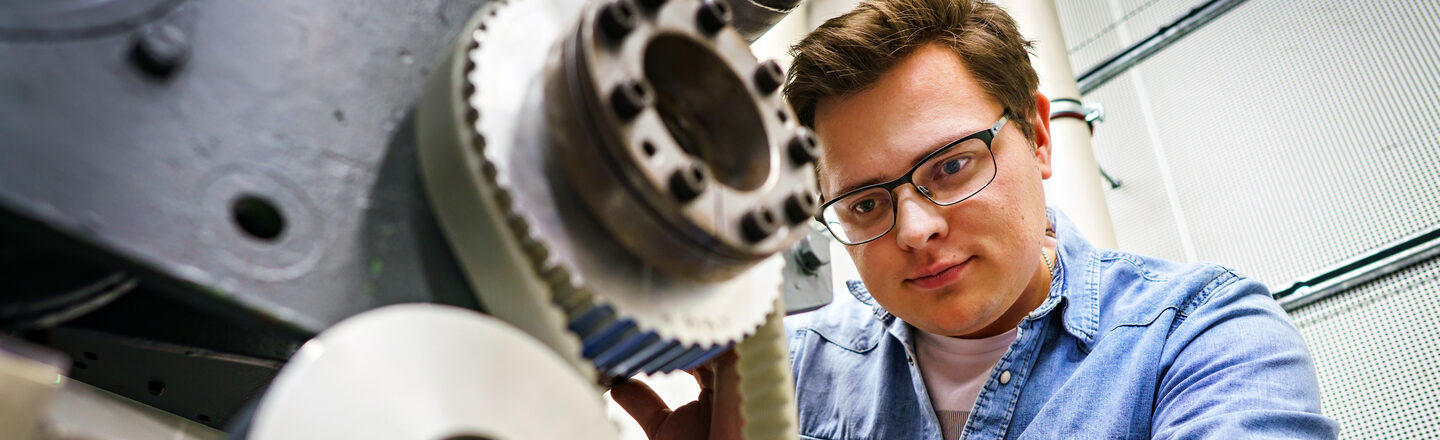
[
  {"left": 547, "top": 0, "right": 819, "bottom": 281},
  {"left": 416, "top": 0, "right": 797, "bottom": 380}
]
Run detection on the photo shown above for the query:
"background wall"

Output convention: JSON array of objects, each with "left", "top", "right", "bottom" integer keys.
[{"left": 1057, "top": 1, "right": 1440, "bottom": 438}]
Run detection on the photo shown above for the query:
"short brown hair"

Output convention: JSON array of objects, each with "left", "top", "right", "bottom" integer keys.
[{"left": 784, "top": 0, "right": 1039, "bottom": 142}]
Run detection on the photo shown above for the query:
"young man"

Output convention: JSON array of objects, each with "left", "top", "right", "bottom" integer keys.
[{"left": 615, "top": 0, "right": 1338, "bottom": 438}]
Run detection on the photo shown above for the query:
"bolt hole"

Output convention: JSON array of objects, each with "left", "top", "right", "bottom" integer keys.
[
  {"left": 762, "top": 210, "right": 775, "bottom": 224},
  {"left": 777, "top": 109, "right": 788, "bottom": 123},
  {"left": 232, "top": 195, "right": 286, "bottom": 241},
  {"left": 73, "top": 361, "right": 88, "bottom": 370},
  {"left": 148, "top": 380, "right": 166, "bottom": 396},
  {"left": 641, "top": 141, "right": 657, "bottom": 157},
  {"left": 197, "top": 414, "right": 211, "bottom": 422},
  {"left": 83, "top": 352, "right": 99, "bottom": 360}
]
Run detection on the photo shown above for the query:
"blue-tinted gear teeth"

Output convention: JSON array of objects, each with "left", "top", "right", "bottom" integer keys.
[
  {"left": 679, "top": 344, "right": 733, "bottom": 371},
  {"left": 580, "top": 319, "right": 634, "bottom": 358},
  {"left": 637, "top": 342, "right": 689, "bottom": 375},
  {"left": 592, "top": 331, "right": 655, "bottom": 367},
  {"left": 609, "top": 339, "right": 672, "bottom": 378},
  {"left": 663, "top": 346, "right": 709, "bottom": 373},
  {"left": 567, "top": 302, "right": 717, "bottom": 377}
]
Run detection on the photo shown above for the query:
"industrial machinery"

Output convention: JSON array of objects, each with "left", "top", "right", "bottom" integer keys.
[{"left": 0, "top": 0, "right": 827, "bottom": 437}]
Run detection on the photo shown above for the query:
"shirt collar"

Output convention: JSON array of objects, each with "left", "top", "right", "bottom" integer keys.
[{"left": 844, "top": 207, "right": 1100, "bottom": 349}]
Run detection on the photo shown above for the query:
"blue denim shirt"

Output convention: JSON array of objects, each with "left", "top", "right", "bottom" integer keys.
[{"left": 785, "top": 209, "right": 1338, "bottom": 439}]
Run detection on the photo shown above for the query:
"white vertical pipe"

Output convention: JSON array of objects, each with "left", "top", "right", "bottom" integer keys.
[{"left": 997, "top": 0, "right": 1119, "bottom": 249}]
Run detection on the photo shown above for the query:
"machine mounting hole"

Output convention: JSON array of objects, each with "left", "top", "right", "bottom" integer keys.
[{"left": 232, "top": 195, "right": 286, "bottom": 241}]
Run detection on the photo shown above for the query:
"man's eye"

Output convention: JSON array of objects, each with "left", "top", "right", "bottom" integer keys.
[
  {"left": 852, "top": 198, "right": 878, "bottom": 214},
  {"left": 941, "top": 157, "right": 968, "bottom": 175}
]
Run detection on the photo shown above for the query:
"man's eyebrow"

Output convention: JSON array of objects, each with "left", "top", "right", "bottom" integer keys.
[{"left": 832, "top": 132, "right": 970, "bottom": 196}]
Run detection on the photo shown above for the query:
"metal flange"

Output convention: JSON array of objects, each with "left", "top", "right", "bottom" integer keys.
[
  {"left": 417, "top": 0, "right": 801, "bottom": 380},
  {"left": 548, "top": 0, "right": 820, "bottom": 282}
]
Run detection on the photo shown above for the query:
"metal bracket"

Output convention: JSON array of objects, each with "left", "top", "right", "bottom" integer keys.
[
  {"left": 1049, "top": 98, "right": 1120, "bottom": 189},
  {"left": 1049, "top": 98, "right": 1105, "bottom": 130}
]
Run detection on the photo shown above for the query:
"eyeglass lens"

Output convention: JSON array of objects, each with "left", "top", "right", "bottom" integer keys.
[{"left": 820, "top": 136, "right": 995, "bottom": 244}]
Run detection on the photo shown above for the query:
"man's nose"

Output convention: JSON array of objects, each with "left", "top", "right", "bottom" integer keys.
[{"left": 893, "top": 186, "right": 948, "bottom": 250}]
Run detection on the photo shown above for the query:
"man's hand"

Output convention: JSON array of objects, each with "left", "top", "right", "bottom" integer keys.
[{"left": 610, "top": 350, "right": 743, "bottom": 440}]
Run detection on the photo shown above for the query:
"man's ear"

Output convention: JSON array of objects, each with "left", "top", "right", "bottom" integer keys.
[{"left": 1031, "top": 93, "right": 1053, "bottom": 179}]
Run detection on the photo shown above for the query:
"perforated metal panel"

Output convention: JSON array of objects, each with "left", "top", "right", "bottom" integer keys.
[
  {"left": 1054, "top": 0, "right": 1125, "bottom": 72},
  {"left": 1073, "top": 0, "right": 1440, "bottom": 288},
  {"left": 1289, "top": 256, "right": 1440, "bottom": 439},
  {"left": 1055, "top": 0, "right": 1208, "bottom": 73},
  {"left": 1059, "top": 0, "right": 1440, "bottom": 433}
]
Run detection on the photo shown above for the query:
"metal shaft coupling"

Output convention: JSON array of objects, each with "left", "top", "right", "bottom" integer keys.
[
  {"left": 417, "top": 0, "right": 815, "bottom": 382},
  {"left": 547, "top": 0, "right": 821, "bottom": 282}
]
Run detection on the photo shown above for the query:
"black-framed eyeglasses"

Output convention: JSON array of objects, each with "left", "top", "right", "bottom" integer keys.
[{"left": 817, "top": 114, "right": 1008, "bottom": 245}]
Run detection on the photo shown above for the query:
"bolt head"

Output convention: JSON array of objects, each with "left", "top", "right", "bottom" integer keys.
[
  {"left": 741, "top": 207, "right": 780, "bottom": 243},
  {"left": 753, "top": 60, "right": 784, "bottom": 95},
  {"left": 797, "top": 249, "right": 825, "bottom": 273},
  {"left": 598, "top": 0, "right": 639, "bottom": 42},
  {"left": 611, "top": 80, "right": 653, "bottom": 120},
  {"left": 783, "top": 191, "right": 818, "bottom": 224},
  {"left": 669, "top": 164, "right": 707, "bottom": 202},
  {"left": 788, "top": 129, "right": 819, "bottom": 165},
  {"left": 130, "top": 24, "right": 189, "bottom": 79},
  {"left": 696, "top": 0, "right": 732, "bottom": 35}
]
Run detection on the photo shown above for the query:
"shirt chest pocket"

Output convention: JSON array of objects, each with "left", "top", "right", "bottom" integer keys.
[{"left": 794, "top": 320, "right": 930, "bottom": 439}]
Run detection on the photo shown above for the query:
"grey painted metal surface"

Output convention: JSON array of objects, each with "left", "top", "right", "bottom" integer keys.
[
  {"left": 0, "top": 0, "right": 486, "bottom": 336},
  {"left": 781, "top": 228, "right": 833, "bottom": 315}
]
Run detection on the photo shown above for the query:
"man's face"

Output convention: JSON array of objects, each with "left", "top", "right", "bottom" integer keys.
[{"left": 813, "top": 43, "right": 1053, "bottom": 338}]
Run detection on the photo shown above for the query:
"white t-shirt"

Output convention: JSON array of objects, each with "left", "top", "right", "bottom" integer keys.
[{"left": 915, "top": 327, "right": 1018, "bottom": 440}]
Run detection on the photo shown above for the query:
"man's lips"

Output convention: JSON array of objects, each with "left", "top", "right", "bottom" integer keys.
[{"left": 906, "top": 257, "right": 972, "bottom": 289}]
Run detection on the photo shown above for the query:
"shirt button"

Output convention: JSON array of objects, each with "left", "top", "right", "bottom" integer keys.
[{"left": 999, "top": 370, "right": 1012, "bottom": 385}]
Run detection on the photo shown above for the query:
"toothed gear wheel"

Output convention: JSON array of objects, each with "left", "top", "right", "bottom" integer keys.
[{"left": 417, "top": 0, "right": 817, "bottom": 379}]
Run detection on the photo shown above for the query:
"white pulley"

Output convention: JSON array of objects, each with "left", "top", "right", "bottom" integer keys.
[{"left": 247, "top": 304, "right": 619, "bottom": 440}]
